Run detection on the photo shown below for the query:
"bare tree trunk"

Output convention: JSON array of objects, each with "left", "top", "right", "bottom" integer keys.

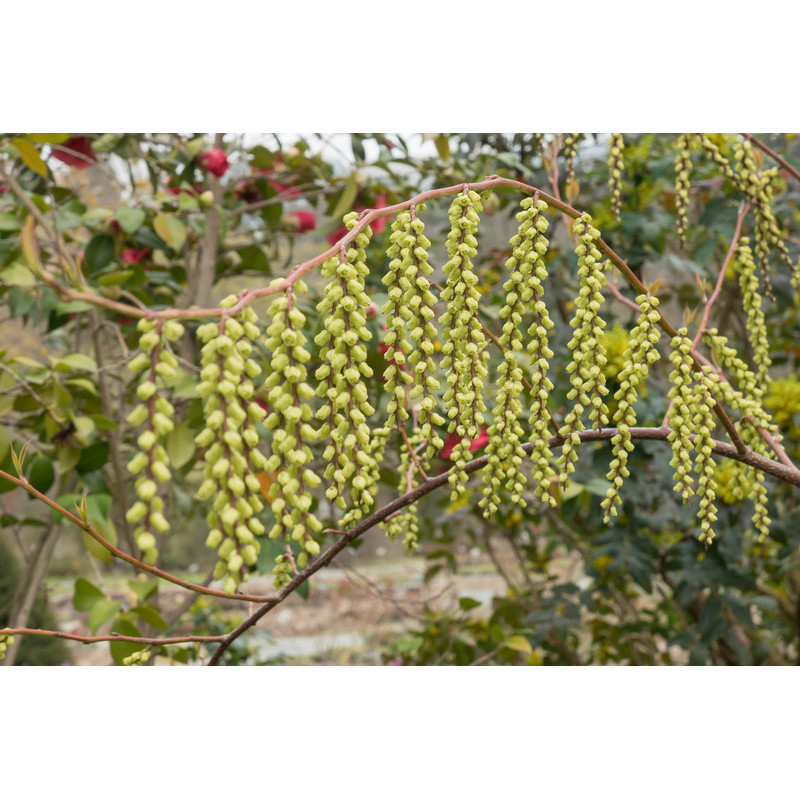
[{"left": 2, "top": 521, "right": 61, "bottom": 666}]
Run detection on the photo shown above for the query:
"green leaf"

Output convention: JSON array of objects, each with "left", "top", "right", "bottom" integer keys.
[
  {"left": 134, "top": 604, "right": 169, "bottom": 631},
  {"left": 73, "top": 577, "right": 105, "bottom": 611},
  {"left": 236, "top": 245, "right": 270, "bottom": 273},
  {"left": 28, "top": 455, "right": 55, "bottom": 493},
  {"left": 11, "top": 137, "right": 48, "bottom": 176},
  {"left": 153, "top": 213, "right": 187, "bottom": 251},
  {"left": 76, "top": 441, "right": 109, "bottom": 474},
  {"left": 128, "top": 578, "right": 158, "bottom": 603},
  {"left": 0, "top": 263, "right": 36, "bottom": 286},
  {"left": 27, "top": 133, "right": 70, "bottom": 144},
  {"left": 55, "top": 200, "right": 85, "bottom": 231},
  {"left": 56, "top": 353, "right": 98, "bottom": 373},
  {"left": 117, "top": 206, "right": 146, "bottom": 235},
  {"left": 0, "top": 426, "right": 10, "bottom": 464},
  {"left": 84, "top": 234, "right": 115, "bottom": 274},
  {"left": 584, "top": 478, "right": 613, "bottom": 497},
  {"left": 459, "top": 596, "right": 482, "bottom": 612},
  {"left": 81, "top": 515, "right": 116, "bottom": 564},
  {"left": 165, "top": 423, "right": 196, "bottom": 470},
  {"left": 504, "top": 635, "right": 533, "bottom": 655},
  {"left": 435, "top": 133, "right": 451, "bottom": 162},
  {"left": 0, "top": 212, "right": 21, "bottom": 231},
  {"left": 97, "top": 270, "right": 134, "bottom": 287},
  {"left": 109, "top": 618, "right": 143, "bottom": 665},
  {"left": 73, "top": 416, "right": 97, "bottom": 440},
  {"left": 330, "top": 173, "right": 359, "bottom": 222}
]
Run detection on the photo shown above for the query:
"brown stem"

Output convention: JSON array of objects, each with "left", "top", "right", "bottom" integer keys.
[
  {"left": 0, "top": 469, "right": 278, "bottom": 604},
  {"left": 208, "top": 422, "right": 800, "bottom": 665},
  {"left": 742, "top": 133, "right": 800, "bottom": 184}
]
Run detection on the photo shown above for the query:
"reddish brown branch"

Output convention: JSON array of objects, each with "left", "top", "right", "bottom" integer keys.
[
  {"left": 742, "top": 133, "right": 800, "bottom": 184},
  {"left": 207, "top": 423, "right": 800, "bottom": 665},
  {"left": 0, "top": 469, "right": 278, "bottom": 604}
]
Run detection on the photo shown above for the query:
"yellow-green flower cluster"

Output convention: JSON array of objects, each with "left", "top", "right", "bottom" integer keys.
[
  {"left": 523, "top": 199, "right": 558, "bottom": 506},
  {"left": 666, "top": 330, "right": 696, "bottom": 503},
  {"left": 315, "top": 212, "right": 378, "bottom": 520},
  {"left": 382, "top": 428, "right": 422, "bottom": 553},
  {"left": 736, "top": 238, "right": 771, "bottom": 384},
  {"left": 557, "top": 213, "right": 609, "bottom": 487},
  {"left": 732, "top": 141, "right": 777, "bottom": 295},
  {"left": 381, "top": 205, "right": 444, "bottom": 458},
  {"left": 563, "top": 133, "right": 580, "bottom": 197},
  {"left": 702, "top": 332, "right": 776, "bottom": 540},
  {"left": 381, "top": 213, "right": 415, "bottom": 429},
  {"left": 666, "top": 334, "right": 722, "bottom": 544},
  {"left": 122, "top": 648, "right": 151, "bottom": 666},
  {"left": 702, "top": 368, "right": 773, "bottom": 541},
  {"left": 764, "top": 376, "right": 800, "bottom": 428},
  {"left": 752, "top": 169, "right": 794, "bottom": 277},
  {"left": 696, "top": 134, "right": 742, "bottom": 191},
  {"left": 262, "top": 281, "right": 323, "bottom": 574},
  {"left": 480, "top": 196, "right": 552, "bottom": 515},
  {"left": 400, "top": 205, "right": 445, "bottom": 459},
  {"left": 692, "top": 368, "right": 720, "bottom": 545},
  {"left": 440, "top": 189, "right": 488, "bottom": 500},
  {"left": 601, "top": 295, "right": 662, "bottom": 522},
  {"left": 125, "top": 317, "right": 184, "bottom": 564},
  {"left": 194, "top": 296, "right": 268, "bottom": 595},
  {"left": 607, "top": 133, "right": 625, "bottom": 221},
  {"left": 0, "top": 631, "right": 12, "bottom": 661},
  {"left": 674, "top": 134, "right": 692, "bottom": 247}
]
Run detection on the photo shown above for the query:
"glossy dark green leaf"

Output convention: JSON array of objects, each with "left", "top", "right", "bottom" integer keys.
[
  {"left": 27, "top": 455, "right": 55, "bottom": 493},
  {"left": 76, "top": 441, "right": 109, "bottom": 474},
  {"left": 109, "top": 618, "right": 143, "bottom": 665}
]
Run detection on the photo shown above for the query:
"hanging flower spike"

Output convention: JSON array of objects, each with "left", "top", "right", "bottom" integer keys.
[
  {"left": 736, "top": 237, "right": 771, "bottom": 385},
  {"left": 696, "top": 134, "right": 743, "bottom": 191},
  {"left": 562, "top": 134, "right": 580, "bottom": 202},
  {"left": 703, "top": 329, "right": 775, "bottom": 542},
  {"left": 439, "top": 189, "right": 488, "bottom": 501},
  {"left": 607, "top": 134, "right": 625, "bottom": 222},
  {"left": 521, "top": 198, "right": 558, "bottom": 506},
  {"left": 601, "top": 295, "right": 662, "bottom": 522},
  {"left": 381, "top": 427, "right": 423, "bottom": 553},
  {"left": 557, "top": 214, "right": 609, "bottom": 489},
  {"left": 381, "top": 212, "right": 416, "bottom": 431},
  {"left": 262, "top": 280, "right": 323, "bottom": 582},
  {"left": 402, "top": 204, "right": 445, "bottom": 460},
  {"left": 480, "top": 195, "right": 552, "bottom": 516},
  {"left": 315, "top": 212, "right": 379, "bottom": 521},
  {"left": 666, "top": 329, "right": 696, "bottom": 504},
  {"left": 674, "top": 134, "right": 692, "bottom": 247},
  {"left": 125, "top": 318, "right": 184, "bottom": 564},
  {"left": 194, "top": 297, "right": 269, "bottom": 595},
  {"left": 733, "top": 140, "right": 776, "bottom": 298},
  {"left": 693, "top": 368, "right": 721, "bottom": 545}
]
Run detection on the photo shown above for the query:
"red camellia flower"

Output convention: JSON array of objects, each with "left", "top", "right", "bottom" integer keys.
[
  {"left": 199, "top": 148, "right": 229, "bottom": 178},
  {"left": 440, "top": 427, "right": 490, "bottom": 460},
  {"left": 52, "top": 136, "right": 96, "bottom": 170},
  {"left": 121, "top": 248, "right": 151, "bottom": 264},
  {"left": 286, "top": 210, "right": 317, "bottom": 232}
]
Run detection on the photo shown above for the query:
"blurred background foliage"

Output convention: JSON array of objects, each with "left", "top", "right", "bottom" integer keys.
[{"left": 1, "top": 132, "right": 799, "bottom": 665}]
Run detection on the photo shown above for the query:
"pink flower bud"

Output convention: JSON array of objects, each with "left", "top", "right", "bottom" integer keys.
[
  {"left": 285, "top": 210, "right": 317, "bottom": 233},
  {"left": 199, "top": 148, "right": 229, "bottom": 178},
  {"left": 52, "top": 136, "right": 96, "bottom": 170}
]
